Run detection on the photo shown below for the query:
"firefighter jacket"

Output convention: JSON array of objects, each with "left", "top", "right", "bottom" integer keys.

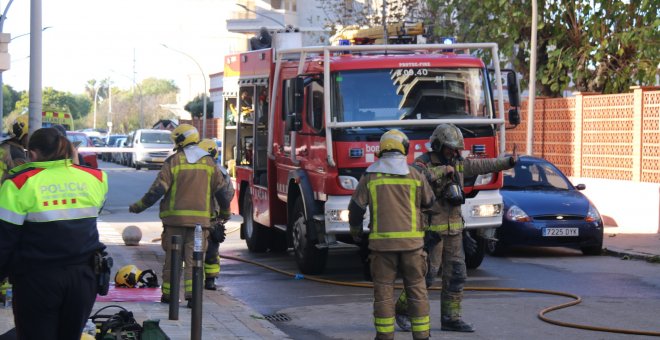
[
  {"left": 131, "top": 147, "right": 231, "bottom": 228},
  {"left": 0, "top": 140, "right": 27, "bottom": 183},
  {"left": 413, "top": 152, "right": 515, "bottom": 235},
  {"left": 0, "top": 160, "right": 107, "bottom": 278},
  {"left": 349, "top": 165, "right": 435, "bottom": 252}
]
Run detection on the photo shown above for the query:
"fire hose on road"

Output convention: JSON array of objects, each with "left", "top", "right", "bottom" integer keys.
[{"left": 218, "top": 253, "right": 660, "bottom": 337}]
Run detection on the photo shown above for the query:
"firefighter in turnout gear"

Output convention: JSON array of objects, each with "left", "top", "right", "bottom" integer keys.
[
  {"left": 395, "top": 123, "right": 517, "bottom": 332},
  {"left": 0, "top": 128, "right": 108, "bottom": 339},
  {"left": 129, "top": 124, "right": 233, "bottom": 306},
  {"left": 348, "top": 129, "right": 435, "bottom": 340},
  {"left": 0, "top": 115, "right": 29, "bottom": 183},
  {"left": 198, "top": 138, "right": 234, "bottom": 290}
]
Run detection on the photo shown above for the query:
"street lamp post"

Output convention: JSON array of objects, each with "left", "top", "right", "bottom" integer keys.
[
  {"left": 109, "top": 70, "right": 143, "bottom": 129},
  {"left": 161, "top": 44, "right": 207, "bottom": 138},
  {"left": 93, "top": 83, "right": 100, "bottom": 130}
]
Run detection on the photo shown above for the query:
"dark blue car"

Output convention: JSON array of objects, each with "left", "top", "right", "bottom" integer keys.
[{"left": 488, "top": 156, "right": 604, "bottom": 256}]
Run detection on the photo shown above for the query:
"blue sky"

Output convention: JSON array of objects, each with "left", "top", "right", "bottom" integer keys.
[{"left": 3, "top": 0, "right": 244, "bottom": 100}]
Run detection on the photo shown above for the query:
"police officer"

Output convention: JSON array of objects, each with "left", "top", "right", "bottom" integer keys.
[
  {"left": 129, "top": 125, "right": 232, "bottom": 307},
  {"left": 198, "top": 138, "right": 234, "bottom": 290},
  {"left": 395, "top": 123, "right": 517, "bottom": 332},
  {"left": 349, "top": 129, "right": 435, "bottom": 340},
  {"left": 0, "top": 115, "right": 29, "bottom": 183},
  {"left": 0, "top": 127, "right": 108, "bottom": 339}
]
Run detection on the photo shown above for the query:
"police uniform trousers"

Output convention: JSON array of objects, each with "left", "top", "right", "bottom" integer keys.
[
  {"left": 370, "top": 248, "right": 430, "bottom": 340},
  {"left": 161, "top": 226, "right": 209, "bottom": 299},
  {"left": 204, "top": 236, "right": 220, "bottom": 279},
  {"left": 12, "top": 263, "right": 96, "bottom": 340},
  {"left": 428, "top": 232, "right": 467, "bottom": 321}
]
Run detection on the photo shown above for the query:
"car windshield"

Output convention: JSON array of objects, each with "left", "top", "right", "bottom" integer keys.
[
  {"left": 331, "top": 68, "right": 493, "bottom": 123},
  {"left": 66, "top": 134, "right": 90, "bottom": 147},
  {"left": 503, "top": 161, "right": 572, "bottom": 190},
  {"left": 140, "top": 132, "right": 171, "bottom": 144}
]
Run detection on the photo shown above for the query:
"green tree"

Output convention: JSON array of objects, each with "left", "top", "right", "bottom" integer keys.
[
  {"left": 141, "top": 78, "right": 179, "bottom": 96},
  {"left": 427, "top": 0, "right": 659, "bottom": 95},
  {"left": 14, "top": 88, "right": 91, "bottom": 120},
  {"left": 184, "top": 94, "right": 213, "bottom": 119},
  {"left": 2, "top": 84, "right": 21, "bottom": 117}
]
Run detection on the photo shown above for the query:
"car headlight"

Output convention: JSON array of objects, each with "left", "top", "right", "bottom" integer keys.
[
  {"left": 585, "top": 204, "right": 602, "bottom": 223},
  {"left": 327, "top": 209, "right": 350, "bottom": 222},
  {"left": 506, "top": 205, "right": 531, "bottom": 222},
  {"left": 338, "top": 176, "right": 359, "bottom": 190},
  {"left": 474, "top": 173, "right": 493, "bottom": 186},
  {"left": 471, "top": 204, "right": 502, "bottom": 217}
]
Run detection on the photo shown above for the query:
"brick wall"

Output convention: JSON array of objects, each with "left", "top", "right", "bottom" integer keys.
[{"left": 505, "top": 87, "right": 660, "bottom": 184}]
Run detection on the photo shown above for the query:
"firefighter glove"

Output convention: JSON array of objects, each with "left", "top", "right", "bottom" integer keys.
[
  {"left": 211, "top": 222, "right": 226, "bottom": 244},
  {"left": 128, "top": 202, "right": 143, "bottom": 214},
  {"left": 423, "top": 230, "right": 442, "bottom": 253},
  {"left": 218, "top": 209, "right": 231, "bottom": 224},
  {"left": 462, "top": 230, "right": 478, "bottom": 256}
]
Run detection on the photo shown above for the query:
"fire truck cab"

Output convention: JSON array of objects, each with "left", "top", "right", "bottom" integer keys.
[{"left": 222, "top": 34, "right": 520, "bottom": 274}]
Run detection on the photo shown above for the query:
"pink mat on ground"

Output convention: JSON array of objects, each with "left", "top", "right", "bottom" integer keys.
[{"left": 96, "top": 285, "right": 161, "bottom": 302}]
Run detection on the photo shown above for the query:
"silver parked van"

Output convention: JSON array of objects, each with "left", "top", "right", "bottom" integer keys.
[{"left": 130, "top": 129, "right": 175, "bottom": 170}]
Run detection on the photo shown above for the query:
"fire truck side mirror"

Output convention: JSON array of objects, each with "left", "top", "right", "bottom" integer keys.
[
  {"left": 508, "top": 108, "right": 521, "bottom": 126},
  {"left": 285, "top": 77, "right": 305, "bottom": 132},
  {"left": 506, "top": 71, "right": 520, "bottom": 108}
]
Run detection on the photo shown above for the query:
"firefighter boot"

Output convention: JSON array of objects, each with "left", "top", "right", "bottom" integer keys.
[
  {"left": 204, "top": 277, "right": 217, "bottom": 290},
  {"left": 441, "top": 316, "right": 475, "bottom": 332}
]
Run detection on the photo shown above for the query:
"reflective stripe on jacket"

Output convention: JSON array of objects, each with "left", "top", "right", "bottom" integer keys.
[{"left": 351, "top": 167, "right": 434, "bottom": 252}]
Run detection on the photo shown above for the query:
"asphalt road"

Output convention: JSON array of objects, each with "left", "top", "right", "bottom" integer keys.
[{"left": 100, "top": 160, "right": 660, "bottom": 340}]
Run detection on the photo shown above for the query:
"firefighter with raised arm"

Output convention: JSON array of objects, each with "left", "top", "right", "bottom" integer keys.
[
  {"left": 0, "top": 116, "right": 29, "bottom": 183},
  {"left": 348, "top": 129, "right": 435, "bottom": 340},
  {"left": 129, "top": 124, "right": 232, "bottom": 307},
  {"left": 395, "top": 123, "right": 517, "bottom": 332},
  {"left": 198, "top": 138, "right": 234, "bottom": 290}
]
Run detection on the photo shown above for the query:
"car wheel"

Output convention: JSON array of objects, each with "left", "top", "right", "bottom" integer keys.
[
  {"left": 464, "top": 232, "right": 486, "bottom": 269},
  {"left": 135, "top": 161, "right": 141, "bottom": 170},
  {"left": 581, "top": 243, "right": 603, "bottom": 255},
  {"left": 291, "top": 197, "right": 328, "bottom": 274},
  {"left": 242, "top": 190, "right": 268, "bottom": 252}
]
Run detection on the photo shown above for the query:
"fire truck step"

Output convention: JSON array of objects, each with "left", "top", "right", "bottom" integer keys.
[{"left": 274, "top": 224, "right": 287, "bottom": 232}]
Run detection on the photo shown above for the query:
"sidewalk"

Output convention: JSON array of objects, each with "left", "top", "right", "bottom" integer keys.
[
  {"left": 603, "top": 226, "right": 660, "bottom": 261},
  {"left": 92, "top": 211, "right": 291, "bottom": 340}
]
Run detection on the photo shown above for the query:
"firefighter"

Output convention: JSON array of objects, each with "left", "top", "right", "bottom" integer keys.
[
  {"left": 348, "top": 129, "right": 435, "bottom": 340},
  {"left": 0, "top": 127, "right": 108, "bottom": 339},
  {"left": 0, "top": 115, "right": 29, "bottom": 183},
  {"left": 198, "top": 138, "right": 234, "bottom": 290},
  {"left": 395, "top": 123, "right": 517, "bottom": 332},
  {"left": 129, "top": 124, "right": 232, "bottom": 307}
]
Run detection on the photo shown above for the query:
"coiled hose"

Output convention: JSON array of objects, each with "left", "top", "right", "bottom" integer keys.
[{"left": 219, "top": 253, "right": 660, "bottom": 337}]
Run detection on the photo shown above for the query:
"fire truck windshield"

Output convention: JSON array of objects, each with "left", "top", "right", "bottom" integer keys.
[{"left": 332, "top": 68, "right": 493, "bottom": 123}]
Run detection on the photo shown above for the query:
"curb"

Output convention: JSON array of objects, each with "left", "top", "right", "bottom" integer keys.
[{"left": 603, "top": 247, "right": 660, "bottom": 262}]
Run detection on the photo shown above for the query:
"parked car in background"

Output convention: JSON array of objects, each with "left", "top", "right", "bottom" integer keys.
[
  {"left": 128, "top": 129, "right": 174, "bottom": 170},
  {"left": 102, "top": 134, "right": 127, "bottom": 161},
  {"left": 112, "top": 137, "right": 127, "bottom": 164},
  {"left": 65, "top": 131, "right": 98, "bottom": 168},
  {"left": 488, "top": 156, "right": 604, "bottom": 256}
]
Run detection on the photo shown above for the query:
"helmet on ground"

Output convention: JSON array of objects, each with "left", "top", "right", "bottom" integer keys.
[
  {"left": 377, "top": 129, "right": 409, "bottom": 157},
  {"left": 10, "top": 115, "right": 29, "bottom": 140},
  {"left": 171, "top": 124, "right": 199, "bottom": 148},
  {"left": 114, "top": 265, "right": 160, "bottom": 288},
  {"left": 430, "top": 123, "right": 464, "bottom": 152},
  {"left": 198, "top": 138, "right": 218, "bottom": 159}
]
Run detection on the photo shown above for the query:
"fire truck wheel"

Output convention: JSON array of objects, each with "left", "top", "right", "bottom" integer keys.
[
  {"left": 464, "top": 231, "right": 486, "bottom": 269},
  {"left": 291, "top": 197, "right": 328, "bottom": 275},
  {"left": 243, "top": 190, "right": 268, "bottom": 252}
]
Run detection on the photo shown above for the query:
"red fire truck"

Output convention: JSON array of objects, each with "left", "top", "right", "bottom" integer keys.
[{"left": 221, "top": 35, "right": 520, "bottom": 274}]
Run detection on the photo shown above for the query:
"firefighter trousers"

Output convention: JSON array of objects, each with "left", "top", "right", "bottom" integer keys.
[
  {"left": 204, "top": 236, "right": 220, "bottom": 279},
  {"left": 161, "top": 226, "right": 209, "bottom": 299},
  {"left": 428, "top": 232, "right": 467, "bottom": 320},
  {"left": 13, "top": 264, "right": 97, "bottom": 340},
  {"left": 370, "top": 248, "right": 430, "bottom": 340}
]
